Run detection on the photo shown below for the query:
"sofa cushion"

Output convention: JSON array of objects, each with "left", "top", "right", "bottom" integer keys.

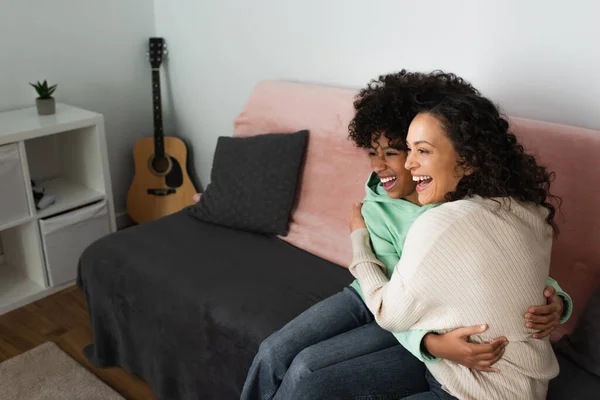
[
  {"left": 189, "top": 130, "right": 308, "bottom": 236},
  {"left": 548, "top": 353, "right": 600, "bottom": 400},
  {"left": 554, "top": 283, "right": 600, "bottom": 377},
  {"left": 78, "top": 208, "right": 353, "bottom": 399}
]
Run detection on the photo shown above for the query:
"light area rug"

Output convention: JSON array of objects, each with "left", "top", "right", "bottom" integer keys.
[{"left": 0, "top": 341, "right": 124, "bottom": 400}]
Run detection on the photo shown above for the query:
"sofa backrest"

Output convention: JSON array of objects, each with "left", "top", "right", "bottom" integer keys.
[
  {"left": 234, "top": 80, "right": 369, "bottom": 266},
  {"left": 507, "top": 117, "right": 600, "bottom": 336},
  {"left": 233, "top": 80, "right": 600, "bottom": 337}
]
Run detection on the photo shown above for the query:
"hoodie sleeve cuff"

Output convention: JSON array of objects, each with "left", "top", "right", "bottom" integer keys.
[
  {"left": 546, "top": 276, "right": 573, "bottom": 324},
  {"left": 559, "top": 292, "right": 573, "bottom": 324}
]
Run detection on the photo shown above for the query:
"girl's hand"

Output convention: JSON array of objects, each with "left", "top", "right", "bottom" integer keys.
[
  {"left": 424, "top": 324, "right": 508, "bottom": 373},
  {"left": 349, "top": 203, "right": 367, "bottom": 232},
  {"left": 525, "top": 285, "right": 564, "bottom": 339}
]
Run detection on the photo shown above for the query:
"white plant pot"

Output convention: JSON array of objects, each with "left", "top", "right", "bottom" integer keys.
[{"left": 36, "top": 98, "right": 55, "bottom": 115}]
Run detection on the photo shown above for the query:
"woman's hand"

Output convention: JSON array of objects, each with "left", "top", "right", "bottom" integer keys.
[
  {"left": 423, "top": 324, "right": 508, "bottom": 373},
  {"left": 525, "top": 285, "right": 564, "bottom": 339},
  {"left": 349, "top": 203, "right": 367, "bottom": 232}
]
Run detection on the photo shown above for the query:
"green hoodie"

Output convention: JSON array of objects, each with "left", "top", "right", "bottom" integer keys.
[
  {"left": 349, "top": 172, "right": 573, "bottom": 363},
  {"left": 349, "top": 172, "right": 439, "bottom": 362}
]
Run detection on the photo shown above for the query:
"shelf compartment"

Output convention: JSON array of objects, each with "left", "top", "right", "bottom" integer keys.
[
  {"left": 0, "top": 266, "right": 45, "bottom": 315},
  {"left": 35, "top": 178, "right": 105, "bottom": 219},
  {"left": 0, "top": 220, "right": 47, "bottom": 314}
]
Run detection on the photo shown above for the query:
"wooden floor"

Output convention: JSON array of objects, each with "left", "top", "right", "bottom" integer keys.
[{"left": 0, "top": 285, "right": 157, "bottom": 400}]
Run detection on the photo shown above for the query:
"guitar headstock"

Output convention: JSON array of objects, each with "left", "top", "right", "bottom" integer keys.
[{"left": 148, "top": 37, "right": 168, "bottom": 69}]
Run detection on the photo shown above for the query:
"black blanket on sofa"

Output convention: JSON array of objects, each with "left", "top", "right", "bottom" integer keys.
[{"left": 76, "top": 207, "right": 352, "bottom": 400}]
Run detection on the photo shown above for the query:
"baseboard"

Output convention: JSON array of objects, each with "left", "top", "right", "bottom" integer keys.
[
  {"left": 115, "top": 211, "right": 133, "bottom": 230},
  {"left": 0, "top": 280, "right": 76, "bottom": 317}
]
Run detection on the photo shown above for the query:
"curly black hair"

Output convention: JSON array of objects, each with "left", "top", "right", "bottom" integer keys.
[
  {"left": 348, "top": 69, "right": 479, "bottom": 150},
  {"left": 420, "top": 93, "right": 561, "bottom": 234}
]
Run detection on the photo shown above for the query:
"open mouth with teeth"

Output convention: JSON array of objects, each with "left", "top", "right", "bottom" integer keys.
[
  {"left": 412, "top": 175, "right": 433, "bottom": 193},
  {"left": 380, "top": 176, "right": 398, "bottom": 191}
]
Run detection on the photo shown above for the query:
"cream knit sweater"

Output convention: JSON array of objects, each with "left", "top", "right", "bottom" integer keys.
[{"left": 349, "top": 196, "right": 560, "bottom": 400}]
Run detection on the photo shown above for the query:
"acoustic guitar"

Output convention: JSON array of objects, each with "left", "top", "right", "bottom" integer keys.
[{"left": 126, "top": 37, "right": 197, "bottom": 224}]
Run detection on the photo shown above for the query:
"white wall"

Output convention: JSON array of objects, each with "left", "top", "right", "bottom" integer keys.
[
  {"left": 1, "top": 0, "right": 156, "bottom": 216},
  {"left": 154, "top": 0, "right": 600, "bottom": 189}
]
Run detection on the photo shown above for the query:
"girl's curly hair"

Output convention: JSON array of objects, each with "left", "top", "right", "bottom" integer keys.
[
  {"left": 348, "top": 69, "right": 479, "bottom": 150},
  {"left": 421, "top": 93, "right": 561, "bottom": 234}
]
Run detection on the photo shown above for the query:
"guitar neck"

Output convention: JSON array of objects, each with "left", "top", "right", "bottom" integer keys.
[{"left": 152, "top": 69, "right": 165, "bottom": 158}]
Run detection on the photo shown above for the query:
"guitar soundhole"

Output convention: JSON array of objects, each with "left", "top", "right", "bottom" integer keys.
[{"left": 151, "top": 155, "right": 170, "bottom": 174}]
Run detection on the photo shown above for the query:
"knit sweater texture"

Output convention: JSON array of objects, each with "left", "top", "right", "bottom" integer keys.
[{"left": 349, "top": 196, "right": 560, "bottom": 400}]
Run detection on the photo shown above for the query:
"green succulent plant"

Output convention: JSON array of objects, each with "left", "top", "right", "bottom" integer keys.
[{"left": 29, "top": 80, "right": 57, "bottom": 99}]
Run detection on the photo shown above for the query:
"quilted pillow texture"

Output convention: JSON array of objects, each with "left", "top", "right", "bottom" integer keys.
[{"left": 189, "top": 130, "right": 308, "bottom": 235}]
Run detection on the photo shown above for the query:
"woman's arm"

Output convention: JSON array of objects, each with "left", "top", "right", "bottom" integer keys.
[
  {"left": 422, "top": 283, "right": 567, "bottom": 370},
  {"left": 349, "top": 203, "right": 436, "bottom": 331},
  {"left": 349, "top": 227, "right": 425, "bottom": 331}
]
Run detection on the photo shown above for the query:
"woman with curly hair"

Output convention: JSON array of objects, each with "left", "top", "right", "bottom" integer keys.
[
  {"left": 348, "top": 90, "right": 564, "bottom": 399},
  {"left": 240, "top": 71, "right": 570, "bottom": 400}
]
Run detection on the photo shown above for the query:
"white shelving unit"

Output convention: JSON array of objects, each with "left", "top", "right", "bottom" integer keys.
[{"left": 0, "top": 103, "right": 116, "bottom": 315}]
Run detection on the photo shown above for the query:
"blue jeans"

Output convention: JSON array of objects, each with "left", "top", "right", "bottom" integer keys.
[
  {"left": 402, "top": 370, "right": 459, "bottom": 400},
  {"left": 241, "top": 287, "right": 458, "bottom": 400}
]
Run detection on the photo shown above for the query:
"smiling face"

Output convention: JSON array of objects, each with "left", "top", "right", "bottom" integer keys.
[
  {"left": 369, "top": 134, "right": 419, "bottom": 204},
  {"left": 404, "top": 113, "right": 470, "bottom": 205}
]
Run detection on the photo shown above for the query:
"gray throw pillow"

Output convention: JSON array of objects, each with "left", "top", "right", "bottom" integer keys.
[
  {"left": 554, "top": 283, "right": 600, "bottom": 378},
  {"left": 189, "top": 130, "right": 308, "bottom": 236}
]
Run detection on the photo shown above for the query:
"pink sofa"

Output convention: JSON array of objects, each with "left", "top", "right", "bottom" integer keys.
[{"left": 79, "top": 79, "right": 600, "bottom": 399}]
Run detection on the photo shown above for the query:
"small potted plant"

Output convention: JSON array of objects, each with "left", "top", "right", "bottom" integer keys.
[{"left": 29, "top": 80, "right": 58, "bottom": 115}]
